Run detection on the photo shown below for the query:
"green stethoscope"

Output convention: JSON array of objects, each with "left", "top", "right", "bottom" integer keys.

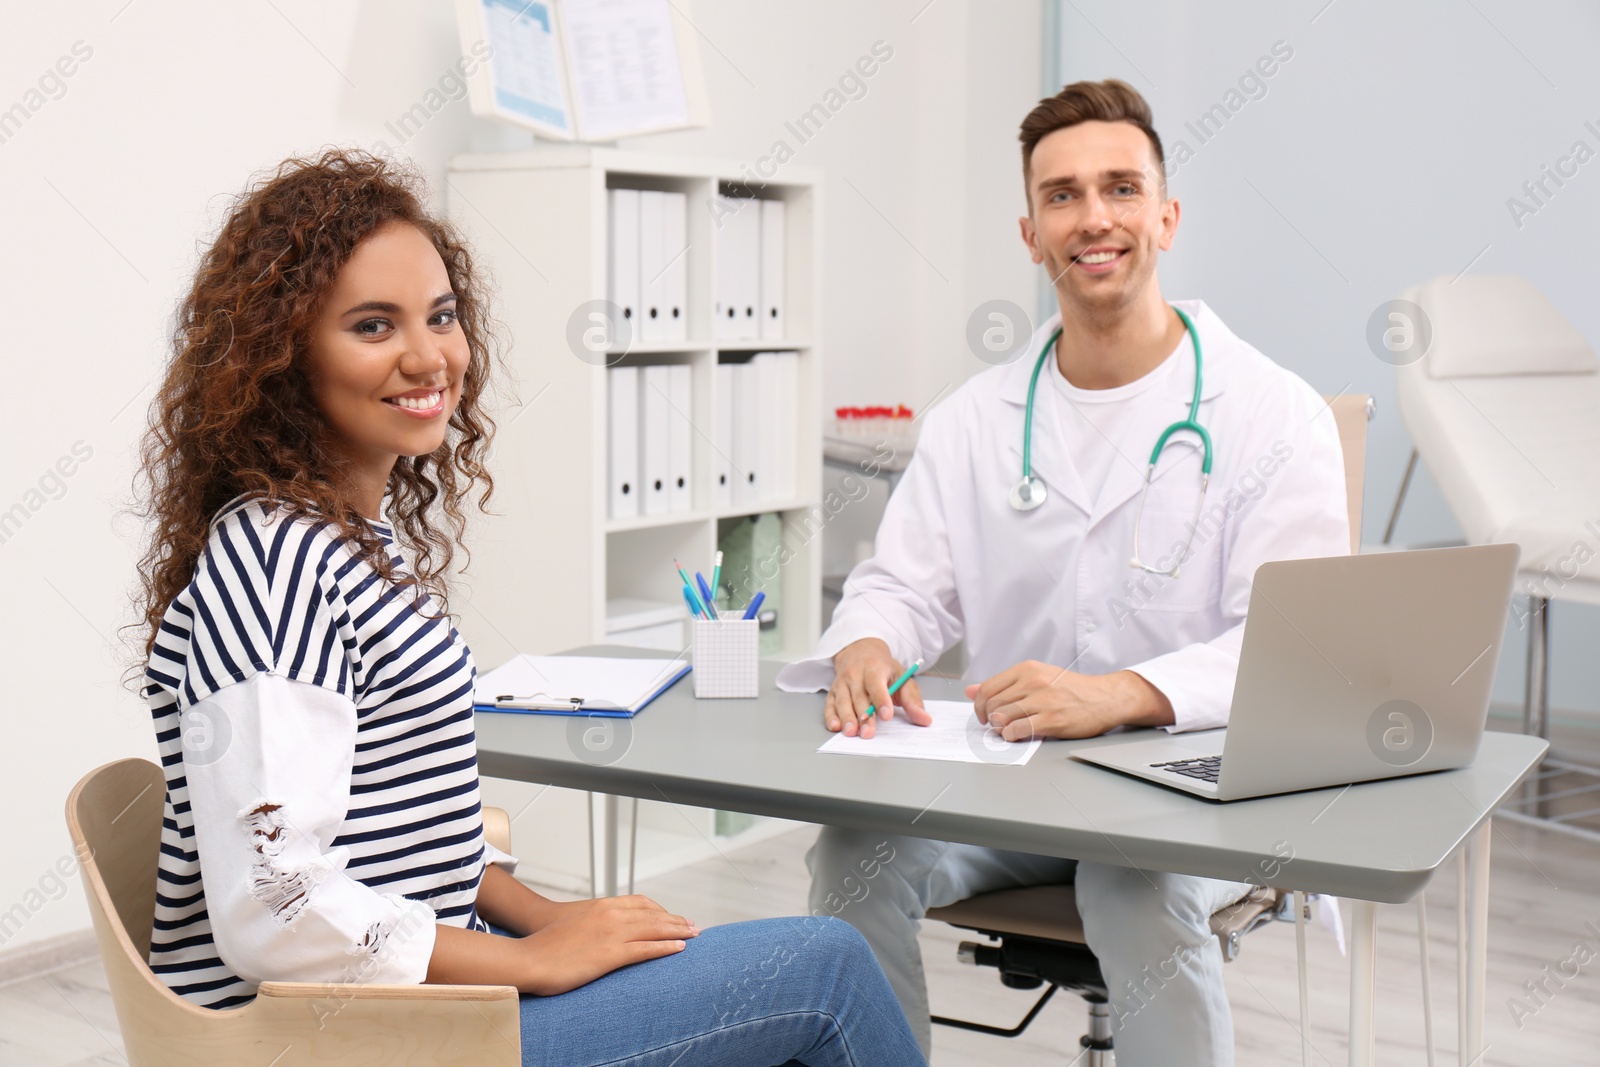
[{"left": 1010, "top": 305, "right": 1212, "bottom": 579}]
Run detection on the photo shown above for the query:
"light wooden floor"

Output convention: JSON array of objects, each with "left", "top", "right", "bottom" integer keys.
[{"left": 4, "top": 814, "right": 1598, "bottom": 1066}]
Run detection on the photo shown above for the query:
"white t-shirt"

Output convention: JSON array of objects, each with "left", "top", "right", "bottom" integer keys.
[{"left": 1042, "top": 336, "right": 1185, "bottom": 507}]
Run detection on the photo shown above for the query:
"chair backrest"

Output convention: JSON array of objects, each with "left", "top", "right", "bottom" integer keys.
[
  {"left": 1323, "top": 394, "right": 1369, "bottom": 554},
  {"left": 66, "top": 758, "right": 523, "bottom": 1066},
  {"left": 65, "top": 758, "right": 221, "bottom": 1065},
  {"left": 65, "top": 757, "right": 165, "bottom": 960}
]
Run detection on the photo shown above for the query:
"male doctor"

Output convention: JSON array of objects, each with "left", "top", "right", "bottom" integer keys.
[{"left": 775, "top": 79, "right": 1349, "bottom": 1064}]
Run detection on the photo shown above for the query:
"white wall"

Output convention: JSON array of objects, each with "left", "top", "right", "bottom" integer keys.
[
  {"left": 616, "top": 3, "right": 1046, "bottom": 590},
  {"left": 1054, "top": 0, "right": 1600, "bottom": 715},
  {"left": 0, "top": 0, "right": 1039, "bottom": 954},
  {"left": 621, "top": 1, "right": 1044, "bottom": 414}
]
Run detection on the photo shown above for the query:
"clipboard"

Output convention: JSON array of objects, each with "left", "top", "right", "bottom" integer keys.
[{"left": 473, "top": 654, "right": 691, "bottom": 718}]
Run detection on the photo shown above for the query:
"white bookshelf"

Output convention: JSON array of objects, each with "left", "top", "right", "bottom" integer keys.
[{"left": 447, "top": 147, "right": 824, "bottom": 889}]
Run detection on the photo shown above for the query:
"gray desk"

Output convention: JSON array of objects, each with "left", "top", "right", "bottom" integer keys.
[{"left": 476, "top": 647, "right": 1547, "bottom": 1067}]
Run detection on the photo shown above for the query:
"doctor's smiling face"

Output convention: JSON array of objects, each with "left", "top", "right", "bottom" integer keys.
[{"left": 1021, "top": 119, "right": 1179, "bottom": 321}]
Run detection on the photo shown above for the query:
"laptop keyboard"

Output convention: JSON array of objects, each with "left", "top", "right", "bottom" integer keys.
[{"left": 1151, "top": 755, "right": 1222, "bottom": 783}]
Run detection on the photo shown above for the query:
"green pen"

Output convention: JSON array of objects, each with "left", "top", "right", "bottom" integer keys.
[
  {"left": 674, "top": 559, "right": 709, "bottom": 618},
  {"left": 865, "top": 659, "right": 923, "bottom": 718}
]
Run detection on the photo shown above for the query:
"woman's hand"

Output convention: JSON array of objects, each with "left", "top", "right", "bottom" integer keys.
[{"left": 518, "top": 894, "right": 698, "bottom": 996}]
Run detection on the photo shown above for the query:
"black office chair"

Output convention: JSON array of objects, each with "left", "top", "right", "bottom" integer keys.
[{"left": 928, "top": 884, "right": 1291, "bottom": 1064}]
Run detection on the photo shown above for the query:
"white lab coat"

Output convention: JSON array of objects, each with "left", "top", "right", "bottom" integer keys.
[{"left": 778, "top": 299, "right": 1350, "bottom": 732}]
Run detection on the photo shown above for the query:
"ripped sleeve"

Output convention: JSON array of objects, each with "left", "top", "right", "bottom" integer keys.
[
  {"left": 182, "top": 672, "right": 437, "bottom": 986},
  {"left": 239, "top": 800, "right": 320, "bottom": 925}
]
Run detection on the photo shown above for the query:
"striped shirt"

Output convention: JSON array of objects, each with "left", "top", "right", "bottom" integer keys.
[{"left": 143, "top": 496, "right": 508, "bottom": 1009}]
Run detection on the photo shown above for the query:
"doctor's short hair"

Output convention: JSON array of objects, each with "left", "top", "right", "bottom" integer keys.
[{"left": 1019, "top": 78, "right": 1166, "bottom": 205}]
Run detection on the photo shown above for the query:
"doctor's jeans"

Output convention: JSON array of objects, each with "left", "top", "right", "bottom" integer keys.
[
  {"left": 499, "top": 916, "right": 926, "bottom": 1066},
  {"left": 807, "top": 827, "right": 1254, "bottom": 1065}
]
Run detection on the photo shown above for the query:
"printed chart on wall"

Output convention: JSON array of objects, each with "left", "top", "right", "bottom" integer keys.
[
  {"left": 456, "top": 0, "right": 709, "bottom": 141},
  {"left": 471, "top": 0, "right": 573, "bottom": 137}
]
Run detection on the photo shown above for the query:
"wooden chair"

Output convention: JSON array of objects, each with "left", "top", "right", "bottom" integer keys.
[
  {"left": 65, "top": 758, "right": 521, "bottom": 1066},
  {"left": 926, "top": 394, "right": 1371, "bottom": 1063}
]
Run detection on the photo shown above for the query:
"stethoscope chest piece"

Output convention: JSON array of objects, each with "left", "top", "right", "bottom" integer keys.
[{"left": 1009, "top": 475, "right": 1047, "bottom": 511}]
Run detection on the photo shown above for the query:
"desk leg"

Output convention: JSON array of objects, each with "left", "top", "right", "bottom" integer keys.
[
  {"left": 1348, "top": 899, "right": 1378, "bottom": 1067},
  {"left": 1458, "top": 821, "right": 1491, "bottom": 1065},
  {"left": 1294, "top": 891, "right": 1311, "bottom": 1067},
  {"left": 1417, "top": 893, "right": 1437, "bottom": 1067},
  {"left": 1456, "top": 851, "right": 1466, "bottom": 1058},
  {"left": 590, "top": 792, "right": 620, "bottom": 897}
]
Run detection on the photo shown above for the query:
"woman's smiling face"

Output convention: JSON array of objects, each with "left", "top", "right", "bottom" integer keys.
[{"left": 303, "top": 220, "right": 469, "bottom": 515}]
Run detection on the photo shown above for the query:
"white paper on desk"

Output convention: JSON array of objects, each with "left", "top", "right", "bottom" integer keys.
[
  {"left": 475, "top": 654, "right": 688, "bottom": 711},
  {"left": 817, "top": 700, "right": 1042, "bottom": 766}
]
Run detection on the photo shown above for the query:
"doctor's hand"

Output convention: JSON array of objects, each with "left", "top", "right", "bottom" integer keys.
[
  {"left": 965, "top": 663, "right": 1175, "bottom": 741},
  {"left": 826, "top": 638, "right": 933, "bottom": 740}
]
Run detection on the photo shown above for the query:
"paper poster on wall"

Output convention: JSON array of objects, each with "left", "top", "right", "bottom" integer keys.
[
  {"left": 562, "top": 0, "right": 690, "bottom": 140},
  {"left": 472, "top": 0, "right": 573, "bottom": 138},
  {"left": 457, "top": 0, "right": 708, "bottom": 142}
]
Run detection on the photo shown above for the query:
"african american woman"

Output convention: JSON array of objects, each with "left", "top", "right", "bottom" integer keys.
[{"left": 133, "top": 149, "right": 924, "bottom": 1067}]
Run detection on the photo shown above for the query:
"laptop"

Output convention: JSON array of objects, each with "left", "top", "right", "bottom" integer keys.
[{"left": 1070, "top": 543, "right": 1519, "bottom": 801}]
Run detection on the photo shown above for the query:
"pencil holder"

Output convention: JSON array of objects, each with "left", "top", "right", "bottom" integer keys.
[{"left": 692, "top": 618, "right": 760, "bottom": 698}]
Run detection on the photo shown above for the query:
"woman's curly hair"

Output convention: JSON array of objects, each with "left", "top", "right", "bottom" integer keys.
[{"left": 132, "top": 148, "right": 499, "bottom": 664}]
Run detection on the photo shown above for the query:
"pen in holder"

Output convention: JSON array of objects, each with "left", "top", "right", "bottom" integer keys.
[{"left": 692, "top": 617, "right": 760, "bottom": 699}]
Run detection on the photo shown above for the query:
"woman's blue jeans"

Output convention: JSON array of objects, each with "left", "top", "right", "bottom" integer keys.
[{"left": 501, "top": 915, "right": 926, "bottom": 1066}]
